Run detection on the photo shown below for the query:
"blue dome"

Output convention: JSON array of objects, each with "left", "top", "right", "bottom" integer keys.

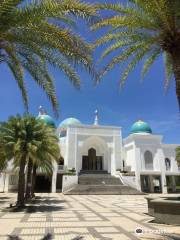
[
  {"left": 37, "top": 114, "right": 56, "bottom": 128},
  {"left": 59, "top": 118, "right": 81, "bottom": 129},
  {"left": 130, "top": 120, "right": 152, "bottom": 134}
]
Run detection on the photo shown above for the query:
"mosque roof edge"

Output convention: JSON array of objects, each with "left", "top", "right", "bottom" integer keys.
[
  {"left": 66, "top": 124, "right": 122, "bottom": 130},
  {"left": 161, "top": 143, "right": 179, "bottom": 148},
  {"left": 123, "top": 134, "right": 163, "bottom": 143}
]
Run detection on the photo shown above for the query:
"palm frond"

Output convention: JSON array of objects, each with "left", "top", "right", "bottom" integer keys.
[
  {"left": 141, "top": 48, "right": 161, "bottom": 79},
  {"left": 0, "top": 0, "right": 98, "bottom": 115},
  {"left": 4, "top": 44, "right": 28, "bottom": 108},
  {"left": 120, "top": 42, "right": 156, "bottom": 86}
]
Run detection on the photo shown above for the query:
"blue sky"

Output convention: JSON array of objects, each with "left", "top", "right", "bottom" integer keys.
[{"left": 0, "top": 0, "right": 179, "bottom": 143}]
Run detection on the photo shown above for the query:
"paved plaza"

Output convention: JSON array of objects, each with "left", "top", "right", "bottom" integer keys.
[{"left": 0, "top": 193, "right": 180, "bottom": 240}]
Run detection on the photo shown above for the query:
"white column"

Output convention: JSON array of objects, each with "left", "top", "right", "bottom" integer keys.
[
  {"left": 65, "top": 128, "right": 70, "bottom": 168},
  {"left": 111, "top": 137, "right": 116, "bottom": 175},
  {"left": 74, "top": 129, "right": 78, "bottom": 173},
  {"left": 114, "top": 131, "right": 123, "bottom": 171},
  {"left": 0, "top": 172, "right": 9, "bottom": 192},
  {"left": 158, "top": 148, "right": 167, "bottom": 194},
  {"left": 134, "top": 147, "right": 141, "bottom": 191},
  {"left": 107, "top": 147, "right": 111, "bottom": 174},
  {"left": 51, "top": 161, "right": 58, "bottom": 193}
]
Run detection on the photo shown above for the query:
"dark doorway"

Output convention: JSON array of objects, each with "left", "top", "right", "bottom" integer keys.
[
  {"left": 82, "top": 156, "right": 89, "bottom": 170},
  {"left": 141, "top": 175, "right": 150, "bottom": 193},
  {"left": 152, "top": 176, "right": 162, "bottom": 193},
  {"left": 56, "top": 174, "right": 63, "bottom": 192},
  {"left": 35, "top": 175, "right": 51, "bottom": 193},
  {"left": 141, "top": 175, "right": 162, "bottom": 193},
  {"left": 82, "top": 148, "right": 103, "bottom": 171}
]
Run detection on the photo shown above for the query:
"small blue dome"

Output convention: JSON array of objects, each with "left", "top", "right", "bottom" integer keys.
[
  {"left": 37, "top": 114, "right": 56, "bottom": 128},
  {"left": 58, "top": 118, "right": 81, "bottom": 129},
  {"left": 130, "top": 120, "right": 152, "bottom": 134}
]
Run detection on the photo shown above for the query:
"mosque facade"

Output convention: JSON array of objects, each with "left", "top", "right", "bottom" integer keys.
[{"left": 0, "top": 108, "right": 180, "bottom": 194}]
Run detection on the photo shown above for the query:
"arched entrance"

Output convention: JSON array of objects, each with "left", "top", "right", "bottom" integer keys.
[{"left": 82, "top": 148, "right": 103, "bottom": 170}]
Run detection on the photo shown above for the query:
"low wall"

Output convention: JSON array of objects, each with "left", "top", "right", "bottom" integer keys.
[
  {"left": 62, "top": 175, "right": 78, "bottom": 192},
  {"left": 146, "top": 197, "right": 180, "bottom": 225},
  {"left": 145, "top": 196, "right": 159, "bottom": 216},
  {"left": 121, "top": 175, "right": 137, "bottom": 189}
]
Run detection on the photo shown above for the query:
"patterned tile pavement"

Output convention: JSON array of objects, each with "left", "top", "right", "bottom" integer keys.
[{"left": 0, "top": 193, "right": 180, "bottom": 240}]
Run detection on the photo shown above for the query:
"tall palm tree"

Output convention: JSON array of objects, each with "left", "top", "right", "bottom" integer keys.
[
  {"left": 93, "top": 0, "right": 180, "bottom": 109},
  {"left": 0, "top": 0, "right": 97, "bottom": 115},
  {"left": 25, "top": 130, "right": 59, "bottom": 199},
  {"left": 0, "top": 115, "right": 60, "bottom": 206}
]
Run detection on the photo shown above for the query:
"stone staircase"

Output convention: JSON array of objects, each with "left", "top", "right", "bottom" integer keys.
[
  {"left": 78, "top": 174, "right": 123, "bottom": 185},
  {"left": 64, "top": 173, "right": 143, "bottom": 195}
]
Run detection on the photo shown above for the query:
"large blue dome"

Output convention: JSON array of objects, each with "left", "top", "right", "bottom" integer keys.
[
  {"left": 37, "top": 114, "right": 56, "bottom": 128},
  {"left": 130, "top": 120, "right": 152, "bottom": 134},
  {"left": 58, "top": 118, "right": 81, "bottom": 129}
]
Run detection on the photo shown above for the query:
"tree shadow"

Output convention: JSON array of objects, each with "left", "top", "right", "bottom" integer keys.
[
  {"left": 6, "top": 204, "right": 65, "bottom": 213},
  {"left": 32, "top": 199, "right": 66, "bottom": 205},
  {"left": 7, "top": 234, "right": 84, "bottom": 240},
  {"left": 26, "top": 205, "right": 65, "bottom": 213},
  {"left": 2, "top": 195, "right": 67, "bottom": 213}
]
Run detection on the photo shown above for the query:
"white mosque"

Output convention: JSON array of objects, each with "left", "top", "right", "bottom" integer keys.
[{"left": 0, "top": 108, "right": 180, "bottom": 194}]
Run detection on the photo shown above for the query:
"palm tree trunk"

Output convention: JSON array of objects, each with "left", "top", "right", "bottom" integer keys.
[
  {"left": 171, "top": 51, "right": 180, "bottom": 109},
  {"left": 17, "top": 157, "right": 26, "bottom": 207},
  {"left": 25, "top": 159, "right": 33, "bottom": 200},
  {"left": 31, "top": 164, "right": 37, "bottom": 197}
]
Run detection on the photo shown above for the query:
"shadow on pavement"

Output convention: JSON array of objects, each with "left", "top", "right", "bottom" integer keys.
[
  {"left": 5, "top": 204, "right": 65, "bottom": 213},
  {"left": 7, "top": 234, "right": 84, "bottom": 240},
  {"left": 3, "top": 196, "right": 66, "bottom": 213},
  {"left": 32, "top": 199, "right": 66, "bottom": 204}
]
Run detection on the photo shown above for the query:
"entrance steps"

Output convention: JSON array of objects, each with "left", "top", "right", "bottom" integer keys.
[
  {"left": 79, "top": 170, "right": 108, "bottom": 175},
  {"left": 64, "top": 184, "right": 142, "bottom": 195},
  {"left": 64, "top": 173, "right": 143, "bottom": 195},
  {"left": 78, "top": 174, "right": 123, "bottom": 185}
]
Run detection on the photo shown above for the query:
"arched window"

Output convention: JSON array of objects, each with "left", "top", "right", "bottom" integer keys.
[
  {"left": 144, "top": 151, "right": 153, "bottom": 170},
  {"left": 165, "top": 158, "right": 171, "bottom": 171}
]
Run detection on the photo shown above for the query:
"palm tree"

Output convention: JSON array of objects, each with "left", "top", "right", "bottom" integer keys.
[
  {"left": 0, "top": 133, "right": 8, "bottom": 171},
  {"left": 25, "top": 130, "right": 59, "bottom": 199},
  {"left": 176, "top": 146, "right": 180, "bottom": 167},
  {"left": 0, "top": 115, "right": 60, "bottom": 206},
  {"left": 0, "top": 0, "right": 97, "bottom": 115},
  {"left": 0, "top": 131, "right": 8, "bottom": 192},
  {"left": 93, "top": 0, "right": 180, "bottom": 109}
]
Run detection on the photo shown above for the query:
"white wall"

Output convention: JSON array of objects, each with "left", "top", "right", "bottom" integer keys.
[
  {"left": 62, "top": 125, "right": 123, "bottom": 175},
  {"left": 62, "top": 175, "right": 78, "bottom": 192},
  {"left": 123, "top": 133, "right": 179, "bottom": 193},
  {"left": 162, "top": 145, "right": 179, "bottom": 172}
]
